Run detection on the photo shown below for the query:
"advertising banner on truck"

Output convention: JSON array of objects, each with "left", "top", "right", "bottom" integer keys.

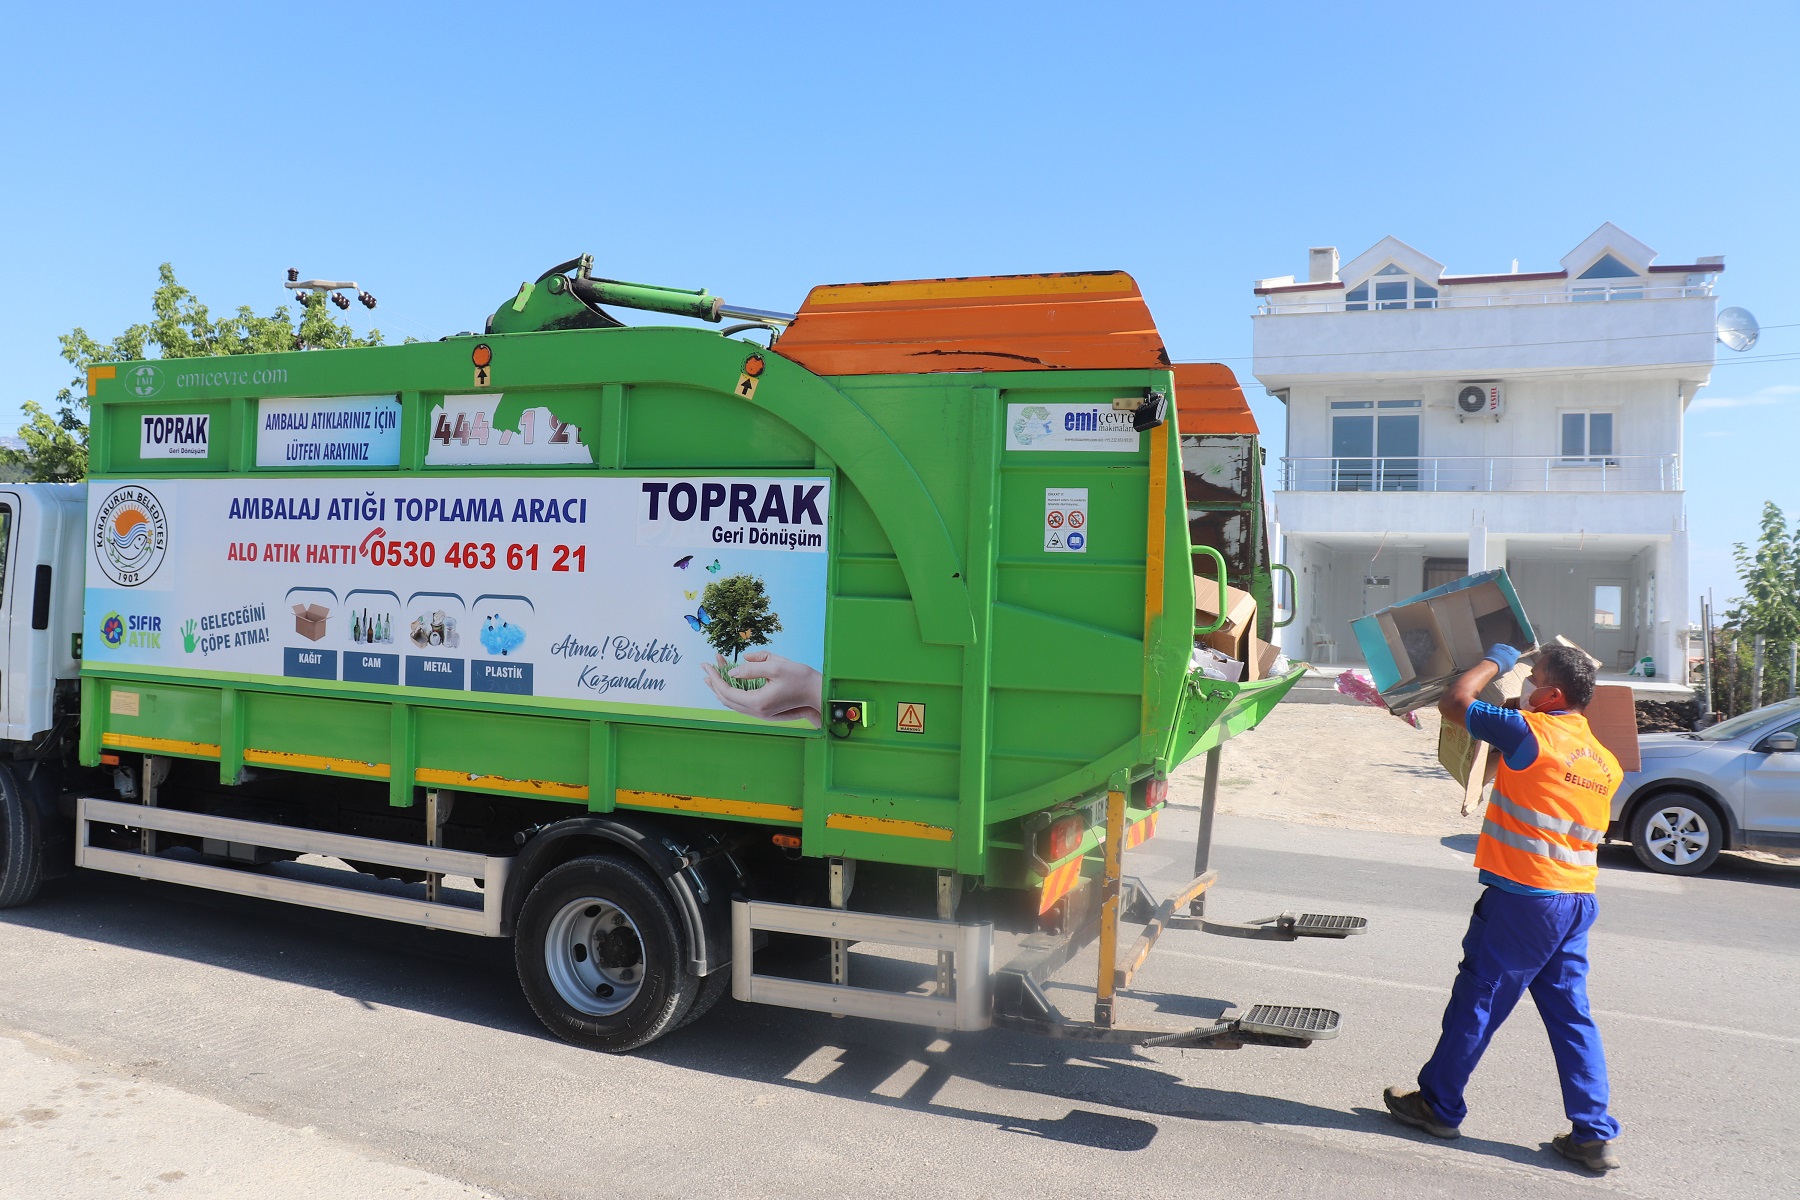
[{"left": 84, "top": 475, "right": 831, "bottom": 728}]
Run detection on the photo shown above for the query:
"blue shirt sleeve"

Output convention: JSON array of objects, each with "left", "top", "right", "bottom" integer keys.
[{"left": 1464, "top": 700, "right": 1539, "bottom": 770}]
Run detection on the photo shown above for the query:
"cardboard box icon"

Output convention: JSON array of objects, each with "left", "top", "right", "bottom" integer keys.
[
  {"left": 1351, "top": 568, "right": 1535, "bottom": 715},
  {"left": 292, "top": 603, "right": 330, "bottom": 642}
]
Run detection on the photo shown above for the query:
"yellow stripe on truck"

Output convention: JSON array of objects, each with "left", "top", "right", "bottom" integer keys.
[
  {"left": 101, "top": 732, "right": 220, "bottom": 759},
  {"left": 618, "top": 789, "right": 800, "bottom": 824},
  {"left": 824, "top": 813, "right": 953, "bottom": 841}
]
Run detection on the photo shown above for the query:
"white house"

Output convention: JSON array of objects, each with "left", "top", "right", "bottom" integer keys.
[{"left": 1253, "top": 223, "right": 1721, "bottom": 679}]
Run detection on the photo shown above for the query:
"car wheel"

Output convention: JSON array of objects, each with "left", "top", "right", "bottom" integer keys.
[
  {"left": 1628, "top": 793, "right": 1725, "bottom": 876},
  {"left": 515, "top": 855, "right": 699, "bottom": 1052}
]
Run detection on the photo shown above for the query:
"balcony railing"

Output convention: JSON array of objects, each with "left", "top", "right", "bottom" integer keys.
[
  {"left": 1257, "top": 282, "right": 1712, "bottom": 316},
  {"left": 1279, "top": 454, "right": 1682, "bottom": 493}
]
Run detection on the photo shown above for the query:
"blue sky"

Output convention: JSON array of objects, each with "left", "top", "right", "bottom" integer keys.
[{"left": 4, "top": 1, "right": 1795, "bottom": 607}]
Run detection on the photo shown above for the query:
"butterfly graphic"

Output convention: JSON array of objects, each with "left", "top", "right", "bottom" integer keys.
[
  {"left": 683, "top": 605, "right": 712, "bottom": 632},
  {"left": 705, "top": 559, "right": 722, "bottom": 574},
  {"left": 673, "top": 555, "right": 694, "bottom": 569},
  {"left": 683, "top": 589, "right": 696, "bottom": 600}
]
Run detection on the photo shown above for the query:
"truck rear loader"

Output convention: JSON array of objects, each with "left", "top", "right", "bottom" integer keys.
[{"left": 0, "top": 258, "right": 1363, "bottom": 1052}]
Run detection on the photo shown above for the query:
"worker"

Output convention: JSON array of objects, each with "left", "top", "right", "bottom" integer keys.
[{"left": 1382, "top": 643, "right": 1623, "bottom": 1173}]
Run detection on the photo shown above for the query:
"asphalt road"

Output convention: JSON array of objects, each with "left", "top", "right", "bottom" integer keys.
[{"left": 2, "top": 808, "right": 1796, "bottom": 1200}]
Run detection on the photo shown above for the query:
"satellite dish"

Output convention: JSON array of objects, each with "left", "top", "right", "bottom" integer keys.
[{"left": 1716, "top": 307, "right": 1759, "bottom": 352}]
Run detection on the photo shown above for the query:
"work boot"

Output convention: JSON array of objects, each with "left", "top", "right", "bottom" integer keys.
[
  {"left": 1553, "top": 1132, "right": 1622, "bottom": 1172},
  {"left": 1382, "top": 1086, "right": 1460, "bottom": 1139}
]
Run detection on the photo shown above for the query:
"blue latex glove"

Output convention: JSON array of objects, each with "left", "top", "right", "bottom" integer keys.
[{"left": 1483, "top": 643, "right": 1522, "bottom": 673}]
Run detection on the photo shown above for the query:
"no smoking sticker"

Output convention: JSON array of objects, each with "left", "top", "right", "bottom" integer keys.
[{"left": 1045, "top": 488, "right": 1088, "bottom": 553}]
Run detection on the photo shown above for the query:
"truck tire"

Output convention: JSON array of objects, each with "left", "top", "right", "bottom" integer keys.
[
  {"left": 676, "top": 969, "right": 733, "bottom": 1030},
  {"left": 0, "top": 763, "right": 44, "bottom": 909},
  {"left": 515, "top": 855, "right": 699, "bottom": 1052}
]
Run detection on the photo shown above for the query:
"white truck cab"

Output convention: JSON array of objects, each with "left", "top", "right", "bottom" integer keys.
[{"left": 0, "top": 483, "right": 86, "bottom": 745}]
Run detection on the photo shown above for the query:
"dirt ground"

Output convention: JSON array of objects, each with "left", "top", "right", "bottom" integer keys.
[
  {"left": 1175, "top": 702, "right": 1800, "bottom": 865},
  {"left": 1167, "top": 703, "right": 1476, "bottom": 839}
]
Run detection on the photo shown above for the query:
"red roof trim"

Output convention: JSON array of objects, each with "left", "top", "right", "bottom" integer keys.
[
  {"left": 1437, "top": 270, "right": 1568, "bottom": 285},
  {"left": 1648, "top": 263, "right": 1726, "bottom": 274},
  {"left": 1252, "top": 280, "right": 1346, "bottom": 295}
]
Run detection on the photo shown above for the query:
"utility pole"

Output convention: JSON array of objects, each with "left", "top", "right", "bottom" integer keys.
[
  {"left": 1699, "top": 593, "right": 1714, "bottom": 725},
  {"left": 1752, "top": 633, "right": 1766, "bottom": 710}
]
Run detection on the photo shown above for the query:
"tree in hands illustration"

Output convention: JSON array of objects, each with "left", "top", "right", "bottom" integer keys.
[
  {"left": 700, "top": 574, "right": 781, "bottom": 690},
  {"left": 182, "top": 619, "right": 198, "bottom": 653}
]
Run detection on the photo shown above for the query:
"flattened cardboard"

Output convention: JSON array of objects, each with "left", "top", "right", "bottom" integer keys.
[
  {"left": 1548, "top": 634, "right": 1603, "bottom": 670},
  {"left": 1438, "top": 661, "right": 1533, "bottom": 795},
  {"left": 1584, "top": 684, "right": 1641, "bottom": 772},
  {"left": 292, "top": 603, "right": 329, "bottom": 642}
]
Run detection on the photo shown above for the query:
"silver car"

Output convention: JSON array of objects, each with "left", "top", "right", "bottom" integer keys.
[{"left": 1609, "top": 697, "right": 1800, "bottom": 875}]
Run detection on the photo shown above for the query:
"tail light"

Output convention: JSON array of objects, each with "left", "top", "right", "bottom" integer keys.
[
  {"left": 1044, "top": 813, "right": 1086, "bottom": 861},
  {"left": 1145, "top": 776, "right": 1169, "bottom": 809}
]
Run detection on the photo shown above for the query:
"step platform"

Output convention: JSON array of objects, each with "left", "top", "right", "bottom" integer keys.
[
  {"left": 1235, "top": 1004, "right": 1341, "bottom": 1040},
  {"left": 1195, "top": 910, "right": 1368, "bottom": 941}
]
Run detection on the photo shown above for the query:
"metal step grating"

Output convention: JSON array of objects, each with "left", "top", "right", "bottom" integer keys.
[
  {"left": 1290, "top": 913, "right": 1368, "bottom": 936},
  {"left": 1238, "top": 1005, "right": 1341, "bottom": 1038}
]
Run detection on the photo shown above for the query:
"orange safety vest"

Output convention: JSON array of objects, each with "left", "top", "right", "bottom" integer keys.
[{"left": 1475, "top": 710, "right": 1621, "bottom": 893}]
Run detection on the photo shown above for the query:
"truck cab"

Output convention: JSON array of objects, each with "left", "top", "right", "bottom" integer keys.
[{"left": 0, "top": 483, "right": 85, "bottom": 746}]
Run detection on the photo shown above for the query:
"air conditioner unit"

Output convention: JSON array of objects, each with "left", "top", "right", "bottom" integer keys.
[{"left": 1456, "top": 382, "right": 1504, "bottom": 419}]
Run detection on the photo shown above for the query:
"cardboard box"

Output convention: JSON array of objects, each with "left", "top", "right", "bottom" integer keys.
[
  {"left": 1195, "top": 574, "right": 1257, "bottom": 665},
  {"left": 1350, "top": 569, "right": 1535, "bottom": 715},
  {"left": 1538, "top": 637, "right": 1639, "bottom": 770},
  {"left": 1584, "top": 683, "right": 1642, "bottom": 772},
  {"left": 292, "top": 603, "right": 330, "bottom": 642},
  {"left": 1247, "top": 635, "right": 1285, "bottom": 683}
]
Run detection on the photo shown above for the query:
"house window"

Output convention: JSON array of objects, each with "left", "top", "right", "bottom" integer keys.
[
  {"left": 1345, "top": 264, "right": 1438, "bottom": 311},
  {"left": 1572, "top": 254, "right": 1644, "bottom": 302},
  {"left": 1331, "top": 399, "right": 1421, "bottom": 490},
  {"left": 1560, "top": 411, "right": 1616, "bottom": 464},
  {"left": 1593, "top": 583, "right": 1624, "bottom": 628}
]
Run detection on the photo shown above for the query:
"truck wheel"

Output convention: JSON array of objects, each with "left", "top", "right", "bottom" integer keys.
[
  {"left": 515, "top": 855, "right": 699, "bottom": 1052},
  {"left": 1628, "top": 792, "right": 1725, "bottom": 876},
  {"left": 0, "top": 763, "right": 44, "bottom": 909},
  {"left": 676, "top": 969, "right": 733, "bottom": 1030}
]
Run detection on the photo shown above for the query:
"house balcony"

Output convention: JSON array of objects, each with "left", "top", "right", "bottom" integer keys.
[
  {"left": 1257, "top": 281, "right": 1712, "bottom": 316},
  {"left": 1271, "top": 454, "right": 1685, "bottom": 544},
  {"left": 1252, "top": 290, "right": 1718, "bottom": 382},
  {"left": 1278, "top": 453, "right": 1681, "bottom": 494}
]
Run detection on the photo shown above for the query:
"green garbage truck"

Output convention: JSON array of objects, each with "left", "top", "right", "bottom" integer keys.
[{"left": 0, "top": 258, "right": 1361, "bottom": 1052}]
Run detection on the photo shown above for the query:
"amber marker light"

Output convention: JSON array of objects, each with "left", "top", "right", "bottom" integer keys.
[
  {"left": 472, "top": 343, "right": 493, "bottom": 368},
  {"left": 743, "top": 353, "right": 765, "bottom": 377}
]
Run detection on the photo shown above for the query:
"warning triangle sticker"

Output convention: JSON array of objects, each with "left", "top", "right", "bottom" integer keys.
[{"left": 897, "top": 702, "right": 925, "bottom": 734}]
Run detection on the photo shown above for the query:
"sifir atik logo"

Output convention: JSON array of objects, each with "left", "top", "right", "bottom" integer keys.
[{"left": 99, "top": 611, "right": 162, "bottom": 649}]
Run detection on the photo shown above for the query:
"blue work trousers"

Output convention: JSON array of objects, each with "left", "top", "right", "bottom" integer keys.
[{"left": 1417, "top": 887, "right": 1620, "bottom": 1142}]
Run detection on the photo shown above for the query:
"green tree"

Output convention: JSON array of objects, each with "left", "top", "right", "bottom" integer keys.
[
  {"left": 1725, "top": 502, "right": 1800, "bottom": 643},
  {"left": 4, "top": 263, "right": 383, "bottom": 481},
  {"left": 700, "top": 573, "right": 783, "bottom": 676},
  {"left": 1712, "top": 501, "right": 1800, "bottom": 712}
]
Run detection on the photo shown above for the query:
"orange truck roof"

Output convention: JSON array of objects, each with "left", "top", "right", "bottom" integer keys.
[
  {"left": 773, "top": 271, "right": 1170, "bottom": 376},
  {"left": 1173, "top": 363, "right": 1258, "bottom": 436}
]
